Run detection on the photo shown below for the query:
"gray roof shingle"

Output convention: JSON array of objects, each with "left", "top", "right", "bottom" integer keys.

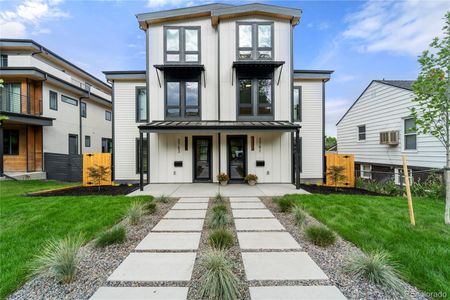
[{"left": 375, "top": 80, "right": 415, "bottom": 90}]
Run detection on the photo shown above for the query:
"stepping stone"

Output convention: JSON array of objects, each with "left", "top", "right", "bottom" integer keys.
[
  {"left": 90, "top": 287, "right": 189, "bottom": 300},
  {"left": 172, "top": 202, "right": 208, "bottom": 210},
  {"left": 232, "top": 209, "right": 274, "bottom": 218},
  {"left": 235, "top": 218, "right": 285, "bottom": 231},
  {"left": 108, "top": 252, "right": 196, "bottom": 282},
  {"left": 229, "top": 197, "right": 261, "bottom": 203},
  {"left": 178, "top": 197, "right": 209, "bottom": 203},
  {"left": 237, "top": 232, "right": 300, "bottom": 250},
  {"left": 135, "top": 232, "right": 201, "bottom": 250},
  {"left": 249, "top": 286, "right": 347, "bottom": 300},
  {"left": 152, "top": 219, "right": 204, "bottom": 231},
  {"left": 164, "top": 209, "right": 207, "bottom": 219},
  {"left": 242, "top": 252, "right": 328, "bottom": 281},
  {"left": 230, "top": 202, "right": 266, "bottom": 209}
]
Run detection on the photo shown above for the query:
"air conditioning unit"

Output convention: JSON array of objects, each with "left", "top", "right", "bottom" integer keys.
[{"left": 380, "top": 131, "right": 399, "bottom": 145}]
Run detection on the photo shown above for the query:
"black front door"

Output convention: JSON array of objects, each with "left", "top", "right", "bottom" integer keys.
[
  {"left": 227, "top": 135, "right": 247, "bottom": 182},
  {"left": 193, "top": 136, "right": 212, "bottom": 182}
]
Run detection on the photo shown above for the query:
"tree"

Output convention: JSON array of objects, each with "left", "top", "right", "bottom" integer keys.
[
  {"left": 325, "top": 136, "right": 337, "bottom": 150},
  {"left": 327, "top": 165, "right": 346, "bottom": 191},
  {"left": 87, "top": 164, "right": 110, "bottom": 191},
  {"left": 411, "top": 11, "right": 450, "bottom": 224}
]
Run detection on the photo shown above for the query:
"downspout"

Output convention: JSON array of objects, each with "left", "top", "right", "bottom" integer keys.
[
  {"left": 79, "top": 95, "right": 89, "bottom": 155},
  {"left": 322, "top": 80, "right": 326, "bottom": 183},
  {"left": 110, "top": 79, "right": 115, "bottom": 181},
  {"left": 145, "top": 26, "right": 150, "bottom": 183},
  {"left": 217, "top": 24, "right": 221, "bottom": 122},
  {"left": 290, "top": 23, "right": 295, "bottom": 184}
]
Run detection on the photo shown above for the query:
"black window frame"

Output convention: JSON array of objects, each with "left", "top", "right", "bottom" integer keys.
[
  {"left": 105, "top": 110, "right": 112, "bottom": 121},
  {"left": 165, "top": 75, "right": 201, "bottom": 120},
  {"left": 61, "top": 95, "right": 78, "bottom": 106},
  {"left": 237, "top": 74, "right": 274, "bottom": 121},
  {"left": 68, "top": 134, "right": 79, "bottom": 155},
  {"left": 135, "top": 138, "right": 149, "bottom": 174},
  {"left": 0, "top": 54, "right": 7, "bottom": 67},
  {"left": 237, "top": 22, "right": 274, "bottom": 61},
  {"left": 135, "top": 86, "right": 148, "bottom": 123},
  {"left": 85, "top": 135, "right": 91, "bottom": 147},
  {"left": 164, "top": 26, "right": 201, "bottom": 63},
  {"left": 49, "top": 90, "right": 58, "bottom": 111},
  {"left": 102, "top": 138, "right": 112, "bottom": 153},
  {"left": 80, "top": 102, "right": 87, "bottom": 118},
  {"left": 292, "top": 86, "right": 302, "bottom": 122},
  {"left": 358, "top": 125, "right": 366, "bottom": 141},
  {"left": 3, "top": 129, "right": 19, "bottom": 155}
]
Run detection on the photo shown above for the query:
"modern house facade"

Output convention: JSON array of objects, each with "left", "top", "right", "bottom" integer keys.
[
  {"left": 106, "top": 3, "right": 332, "bottom": 188},
  {"left": 337, "top": 80, "right": 446, "bottom": 183},
  {"left": 0, "top": 39, "right": 112, "bottom": 177}
]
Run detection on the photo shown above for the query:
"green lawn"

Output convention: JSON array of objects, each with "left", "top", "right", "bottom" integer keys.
[
  {"left": 286, "top": 194, "right": 450, "bottom": 297},
  {"left": 0, "top": 180, "right": 149, "bottom": 299}
]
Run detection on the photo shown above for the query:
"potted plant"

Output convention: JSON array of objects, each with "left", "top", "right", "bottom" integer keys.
[
  {"left": 216, "top": 173, "right": 229, "bottom": 186},
  {"left": 245, "top": 174, "right": 258, "bottom": 186}
]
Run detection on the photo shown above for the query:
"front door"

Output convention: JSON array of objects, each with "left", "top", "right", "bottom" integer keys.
[
  {"left": 193, "top": 136, "right": 212, "bottom": 182},
  {"left": 227, "top": 135, "right": 247, "bottom": 182}
]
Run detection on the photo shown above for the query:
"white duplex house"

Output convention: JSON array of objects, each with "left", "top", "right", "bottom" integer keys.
[
  {"left": 0, "top": 39, "right": 112, "bottom": 180},
  {"left": 104, "top": 3, "right": 332, "bottom": 190},
  {"left": 337, "top": 80, "right": 446, "bottom": 183}
]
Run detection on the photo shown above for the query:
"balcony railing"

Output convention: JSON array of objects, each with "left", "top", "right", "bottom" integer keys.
[{"left": 0, "top": 90, "right": 43, "bottom": 116}]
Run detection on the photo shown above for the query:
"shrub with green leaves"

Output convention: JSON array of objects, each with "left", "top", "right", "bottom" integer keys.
[
  {"left": 277, "top": 197, "right": 294, "bottom": 212},
  {"left": 199, "top": 250, "right": 241, "bottom": 300},
  {"left": 345, "top": 250, "right": 405, "bottom": 295},
  {"left": 305, "top": 225, "right": 336, "bottom": 247},
  {"left": 156, "top": 194, "right": 169, "bottom": 203},
  {"left": 208, "top": 206, "right": 229, "bottom": 229},
  {"left": 212, "top": 204, "right": 227, "bottom": 214},
  {"left": 29, "top": 235, "right": 83, "bottom": 283},
  {"left": 94, "top": 225, "right": 126, "bottom": 248},
  {"left": 272, "top": 196, "right": 282, "bottom": 203},
  {"left": 126, "top": 202, "right": 145, "bottom": 225},
  {"left": 292, "top": 205, "right": 307, "bottom": 227},
  {"left": 208, "top": 229, "right": 234, "bottom": 250},
  {"left": 143, "top": 201, "right": 157, "bottom": 214}
]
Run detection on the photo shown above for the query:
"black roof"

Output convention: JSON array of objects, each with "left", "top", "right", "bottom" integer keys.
[{"left": 374, "top": 80, "right": 414, "bottom": 91}]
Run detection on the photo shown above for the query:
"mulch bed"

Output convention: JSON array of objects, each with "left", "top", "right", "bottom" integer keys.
[
  {"left": 300, "top": 184, "right": 385, "bottom": 196},
  {"left": 28, "top": 185, "right": 139, "bottom": 197}
]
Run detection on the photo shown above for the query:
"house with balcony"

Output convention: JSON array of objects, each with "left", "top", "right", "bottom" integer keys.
[
  {"left": 0, "top": 39, "right": 112, "bottom": 179},
  {"left": 105, "top": 3, "right": 332, "bottom": 189}
]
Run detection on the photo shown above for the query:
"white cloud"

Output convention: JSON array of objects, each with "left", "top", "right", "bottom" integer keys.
[
  {"left": 325, "top": 97, "right": 353, "bottom": 136},
  {"left": 343, "top": 0, "right": 450, "bottom": 56},
  {"left": 0, "top": 0, "right": 68, "bottom": 38}
]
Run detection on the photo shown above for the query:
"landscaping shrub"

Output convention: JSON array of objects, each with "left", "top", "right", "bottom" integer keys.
[
  {"left": 29, "top": 235, "right": 83, "bottom": 283},
  {"left": 212, "top": 204, "right": 227, "bottom": 214},
  {"left": 356, "top": 178, "right": 398, "bottom": 196},
  {"left": 208, "top": 229, "right": 234, "bottom": 250},
  {"left": 292, "top": 205, "right": 307, "bottom": 227},
  {"left": 344, "top": 250, "right": 405, "bottom": 295},
  {"left": 156, "top": 194, "right": 169, "bottom": 203},
  {"left": 143, "top": 201, "right": 157, "bottom": 214},
  {"left": 199, "top": 250, "right": 241, "bottom": 300},
  {"left": 126, "top": 202, "right": 145, "bottom": 225},
  {"left": 208, "top": 206, "right": 229, "bottom": 229},
  {"left": 214, "top": 192, "right": 224, "bottom": 203},
  {"left": 94, "top": 225, "right": 126, "bottom": 248},
  {"left": 271, "top": 196, "right": 282, "bottom": 203},
  {"left": 305, "top": 225, "right": 336, "bottom": 247},
  {"left": 410, "top": 174, "right": 445, "bottom": 199},
  {"left": 277, "top": 197, "right": 294, "bottom": 212}
]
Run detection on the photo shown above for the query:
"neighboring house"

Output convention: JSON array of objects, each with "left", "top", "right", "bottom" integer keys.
[
  {"left": 0, "top": 39, "right": 112, "bottom": 178},
  {"left": 105, "top": 3, "right": 332, "bottom": 188},
  {"left": 336, "top": 80, "right": 446, "bottom": 183}
]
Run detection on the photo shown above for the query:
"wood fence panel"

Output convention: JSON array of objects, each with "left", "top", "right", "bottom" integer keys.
[
  {"left": 83, "top": 153, "right": 112, "bottom": 186},
  {"left": 325, "top": 154, "right": 355, "bottom": 188}
]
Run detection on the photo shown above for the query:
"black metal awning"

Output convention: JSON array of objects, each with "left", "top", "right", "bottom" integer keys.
[
  {"left": 153, "top": 64, "right": 206, "bottom": 88},
  {"left": 232, "top": 61, "right": 285, "bottom": 69},
  {"left": 138, "top": 121, "right": 300, "bottom": 132}
]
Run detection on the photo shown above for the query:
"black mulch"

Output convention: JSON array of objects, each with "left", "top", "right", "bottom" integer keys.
[
  {"left": 300, "top": 184, "right": 386, "bottom": 196},
  {"left": 28, "top": 185, "right": 140, "bottom": 197}
]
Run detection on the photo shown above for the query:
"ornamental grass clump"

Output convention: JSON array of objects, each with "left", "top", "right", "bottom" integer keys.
[
  {"left": 305, "top": 225, "right": 336, "bottom": 247},
  {"left": 94, "top": 225, "right": 126, "bottom": 248},
  {"left": 277, "top": 197, "right": 294, "bottom": 212},
  {"left": 292, "top": 205, "right": 307, "bottom": 227},
  {"left": 29, "top": 235, "right": 83, "bottom": 284},
  {"left": 156, "top": 194, "right": 169, "bottom": 203},
  {"left": 126, "top": 202, "right": 145, "bottom": 225},
  {"left": 344, "top": 250, "right": 405, "bottom": 295},
  {"left": 199, "top": 250, "right": 241, "bottom": 300},
  {"left": 143, "top": 201, "right": 157, "bottom": 214},
  {"left": 208, "top": 228, "right": 234, "bottom": 250},
  {"left": 208, "top": 205, "right": 229, "bottom": 229},
  {"left": 214, "top": 192, "right": 224, "bottom": 203}
]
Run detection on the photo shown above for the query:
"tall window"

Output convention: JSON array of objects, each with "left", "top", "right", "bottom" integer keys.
[
  {"left": 358, "top": 125, "right": 366, "bottom": 141},
  {"left": 136, "top": 87, "right": 148, "bottom": 122},
  {"left": 85, "top": 135, "right": 91, "bottom": 147},
  {"left": 80, "top": 102, "right": 87, "bottom": 118},
  {"left": 165, "top": 27, "right": 200, "bottom": 63},
  {"left": 238, "top": 78, "right": 273, "bottom": 119},
  {"left": 105, "top": 110, "right": 112, "bottom": 121},
  {"left": 136, "top": 139, "right": 148, "bottom": 174},
  {"left": 0, "top": 83, "right": 21, "bottom": 113},
  {"left": 102, "top": 138, "right": 112, "bottom": 153},
  {"left": 3, "top": 130, "right": 19, "bottom": 155},
  {"left": 49, "top": 90, "right": 58, "bottom": 110},
  {"left": 293, "top": 86, "right": 301, "bottom": 122},
  {"left": 166, "top": 80, "right": 200, "bottom": 119},
  {"left": 404, "top": 118, "right": 417, "bottom": 150},
  {"left": 68, "top": 134, "right": 78, "bottom": 155},
  {"left": 0, "top": 55, "right": 7, "bottom": 67},
  {"left": 237, "top": 23, "right": 273, "bottom": 60}
]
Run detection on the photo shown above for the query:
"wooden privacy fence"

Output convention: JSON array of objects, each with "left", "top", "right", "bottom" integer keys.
[
  {"left": 325, "top": 153, "right": 355, "bottom": 188},
  {"left": 82, "top": 153, "right": 112, "bottom": 186}
]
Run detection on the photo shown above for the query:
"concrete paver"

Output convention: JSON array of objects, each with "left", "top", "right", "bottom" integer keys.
[
  {"left": 135, "top": 232, "right": 201, "bottom": 250},
  {"left": 237, "top": 232, "right": 301, "bottom": 250},
  {"left": 152, "top": 219, "right": 204, "bottom": 232},
  {"left": 230, "top": 202, "right": 266, "bottom": 209},
  {"left": 163, "top": 209, "right": 207, "bottom": 219},
  {"left": 234, "top": 218, "right": 285, "bottom": 231},
  {"left": 229, "top": 197, "right": 262, "bottom": 203},
  {"left": 177, "top": 197, "right": 210, "bottom": 203},
  {"left": 249, "top": 286, "right": 347, "bottom": 300},
  {"left": 90, "top": 287, "right": 189, "bottom": 300},
  {"left": 172, "top": 202, "right": 208, "bottom": 210},
  {"left": 232, "top": 209, "right": 274, "bottom": 218}
]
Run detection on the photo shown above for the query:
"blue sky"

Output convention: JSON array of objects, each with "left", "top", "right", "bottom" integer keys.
[{"left": 1, "top": 0, "right": 449, "bottom": 135}]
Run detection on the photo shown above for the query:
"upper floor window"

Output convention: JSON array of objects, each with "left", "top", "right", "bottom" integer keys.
[
  {"left": 404, "top": 118, "right": 417, "bottom": 150},
  {"left": 0, "top": 55, "right": 7, "bottom": 67},
  {"left": 61, "top": 95, "right": 78, "bottom": 106},
  {"left": 165, "top": 79, "right": 200, "bottom": 119},
  {"left": 102, "top": 138, "right": 112, "bottom": 153},
  {"left": 85, "top": 135, "right": 91, "bottom": 147},
  {"left": 237, "top": 23, "right": 273, "bottom": 60},
  {"left": 136, "top": 87, "right": 148, "bottom": 122},
  {"left": 165, "top": 27, "right": 200, "bottom": 63},
  {"left": 293, "top": 86, "right": 302, "bottom": 122},
  {"left": 0, "top": 83, "right": 21, "bottom": 113},
  {"left": 105, "top": 110, "right": 112, "bottom": 121},
  {"left": 49, "top": 90, "right": 58, "bottom": 110},
  {"left": 238, "top": 77, "right": 273, "bottom": 119},
  {"left": 80, "top": 102, "right": 87, "bottom": 118},
  {"left": 358, "top": 125, "right": 366, "bottom": 141}
]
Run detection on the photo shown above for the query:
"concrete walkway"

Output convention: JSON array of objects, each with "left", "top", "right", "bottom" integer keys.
[{"left": 128, "top": 183, "right": 309, "bottom": 197}]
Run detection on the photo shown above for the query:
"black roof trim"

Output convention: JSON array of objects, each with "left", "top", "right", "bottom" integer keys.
[
  {"left": 103, "top": 70, "right": 146, "bottom": 81},
  {"left": 153, "top": 64, "right": 205, "bottom": 71},
  {"left": 0, "top": 111, "right": 54, "bottom": 126},
  {"left": 103, "top": 70, "right": 146, "bottom": 75},
  {"left": 294, "top": 69, "right": 334, "bottom": 74},
  {"left": 373, "top": 80, "right": 414, "bottom": 91},
  {"left": 136, "top": 3, "right": 233, "bottom": 22},
  {"left": 294, "top": 69, "right": 333, "bottom": 81}
]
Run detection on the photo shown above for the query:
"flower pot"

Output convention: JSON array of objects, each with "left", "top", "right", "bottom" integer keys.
[
  {"left": 248, "top": 180, "right": 256, "bottom": 186},
  {"left": 220, "top": 181, "right": 228, "bottom": 186}
]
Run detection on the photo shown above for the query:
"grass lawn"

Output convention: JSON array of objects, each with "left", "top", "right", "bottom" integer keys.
[
  {"left": 286, "top": 194, "right": 450, "bottom": 297},
  {"left": 0, "top": 180, "right": 150, "bottom": 299}
]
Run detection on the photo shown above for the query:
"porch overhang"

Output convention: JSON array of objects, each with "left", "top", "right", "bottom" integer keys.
[
  {"left": 138, "top": 121, "right": 301, "bottom": 133},
  {"left": 0, "top": 111, "right": 54, "bottom": 126}
]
